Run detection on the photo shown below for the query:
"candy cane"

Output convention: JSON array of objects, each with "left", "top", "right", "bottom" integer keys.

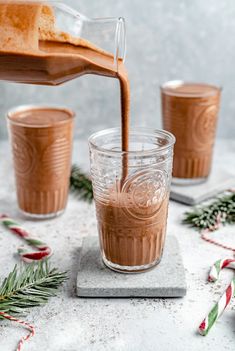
[
  {"left": 0, "top": 214, "right": 52, "bottom": 262},
  {"left": 0, "top": 311, "right": 35, "bottom": 351},
  {"left": 198, "top": 258, "right": 235, "bottom": 336},
  {"left": 208, "top": 258, "right": 235, "bottom": 282}
]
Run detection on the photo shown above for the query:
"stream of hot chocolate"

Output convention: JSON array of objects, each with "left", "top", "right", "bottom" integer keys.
[
  {"left": 0, "top": 2, "right": 130, "bottom": 181},
  {"left": 118, "top": 63, "right": 130, "bottom": 182}
]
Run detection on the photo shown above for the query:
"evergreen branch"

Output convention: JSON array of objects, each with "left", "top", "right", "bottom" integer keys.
[
  {"left": 70, "top": 165, "right": 93, "bottom": 202},
  {"left": 183, "top": 191, "right": 235, "bottom": 231},
  {"left": 0, "top": 261, "right": 67, "bottom": 319}
]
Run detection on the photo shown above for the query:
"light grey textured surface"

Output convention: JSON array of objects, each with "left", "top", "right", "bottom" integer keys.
[
  {"left": 0, "top": 0, "right": 235, "bottom": 140},
  {"left": 170, "top": 169, "right": 235, "bottom": 205},
  {"left": 1, "top": 139, "right": 235, "bottom": 351},
  {"left": 77, "top": 236, "right": 186, "bottom": 298}
]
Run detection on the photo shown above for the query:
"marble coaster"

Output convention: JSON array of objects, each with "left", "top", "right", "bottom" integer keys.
[
  {"left": 76, "top": 236, "right": 186, "bottom": 298},
  {"left": 170, "top": 169, "right": 235, "bottom": 206}
]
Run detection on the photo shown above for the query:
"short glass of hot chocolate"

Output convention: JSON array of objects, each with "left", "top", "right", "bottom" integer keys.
[
  {"left": 89, "top": 128, "right": 175, "bottom": 273},
  {"left": 7, "top": 105, "right": 74, "bottom": 218}
]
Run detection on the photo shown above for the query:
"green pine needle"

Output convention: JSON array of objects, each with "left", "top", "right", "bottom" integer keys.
[
  {"left": 70, "top": 165, "right": 93, "bottom": 202},
  {"left": 183, "top": 191, "right": 235, "bottom": 231},
  {"left": 0, "top": 261, "right": 67, "bottom": 319}
]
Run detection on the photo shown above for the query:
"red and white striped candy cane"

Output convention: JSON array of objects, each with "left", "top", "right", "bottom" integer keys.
[
  {"left": 0, "top": 214, "right": 52, "bottom": 262},
  {"left": 0, "top": 311, "right": 35, "bottom": 351},
  {"left": 198, "top": 258, "right": 235, "bottom": 336}
]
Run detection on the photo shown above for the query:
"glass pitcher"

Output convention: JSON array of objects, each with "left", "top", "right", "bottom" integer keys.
[{"left": 0, "top": 1, "right": 126, "bottom": 85}]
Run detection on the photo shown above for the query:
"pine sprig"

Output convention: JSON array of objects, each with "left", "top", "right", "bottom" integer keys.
[
  {"left": 0, "top": 261, "right": 67, "bottom": 319},
  {"left": 183, "top": 191, "right": 235, "bottom": 231},
  {"left": 70, "top": 165, "right": 93, "bottom": 202}
]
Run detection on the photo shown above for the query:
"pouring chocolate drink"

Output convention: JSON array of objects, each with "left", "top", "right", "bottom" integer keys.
[{"left": 0, "top": 1, "right": 174, "bottom": 272}]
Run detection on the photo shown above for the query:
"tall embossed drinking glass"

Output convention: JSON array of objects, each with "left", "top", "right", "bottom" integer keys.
[
  {"left": 161, "top": 81, "right": 221, "bottom": 185},
  {"left": 89, "top": 128, "right": 175, "bottom": 273},
  {"left": 7, "top": 105, "right": 74, "bottom": 218}
]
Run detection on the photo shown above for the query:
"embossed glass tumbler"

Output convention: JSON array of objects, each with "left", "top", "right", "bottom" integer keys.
[
  {"left": 7, "top": 105, "right": 74, "bottom": 218},
  {"left": 161, "top": 81, "right": 221, "bottom": 185},
  {"left": 89, "top": 128, "right": 175, "bottom": 273}
]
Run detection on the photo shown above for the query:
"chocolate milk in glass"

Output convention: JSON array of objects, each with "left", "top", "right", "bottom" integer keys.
[
  {"left": 7, "top": 106, "right": 74, "bottom": 217},
  {"left": 161, "top": 81, "right": 221, "bottom": 184},
  {"left": 96, "top": 193, "right": 169, "bottom": 268},
  {"left": 89, "top": 128, "right": 175, "bottom": 272}
]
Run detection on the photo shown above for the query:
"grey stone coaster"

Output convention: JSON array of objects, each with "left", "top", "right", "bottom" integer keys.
[
  {"left": 76, "top": 236, "right": 186, "bottom": 298},
  {"left": 170, "top": 169, "right": 235, "bottom": 206}
]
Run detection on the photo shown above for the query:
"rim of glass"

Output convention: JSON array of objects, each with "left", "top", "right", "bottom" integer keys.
[
  {"left": 160, "top": 80, "right": 222, "bottom": 98},
  {"left": 88, "top": 127, "right": 175, "bottom": 156},
  {"left": 7, "top": 104, "right": 75, "bottom": 128}
]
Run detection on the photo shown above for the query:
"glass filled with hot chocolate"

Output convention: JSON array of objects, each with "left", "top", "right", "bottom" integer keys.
[
  {"left": 7, "top": 105, "right": 74, "bottom": 218},
  {"left": 89, "top": 128, "right": 175, "bottom": 273},
  {"left": 161, "top": 81, "right": 221, "bottom": 185}
]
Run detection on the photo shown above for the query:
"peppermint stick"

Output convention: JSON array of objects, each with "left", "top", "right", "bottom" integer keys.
[
  {"left": 0, "top": 312, "right": 35, "bottom": 351},
  {"left": 0, "top": 214, "right": 52, "bottom": 262},
  {"left": 198, "top": 258, "right": 235, "bottom": 336}
]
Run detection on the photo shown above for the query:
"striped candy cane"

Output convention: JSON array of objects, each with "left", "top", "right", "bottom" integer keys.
[
  {"left": 0, "top": 214, "right": 52, "bottom": 262},
  {"left": 208, "top": 258, "right": 235, "bottom": 282},
  {"left": 198, "top": 258, "right": 235, "bottom": 336},
  {"left": 0, "top": 312, "right": 35, "bottom": 351}
]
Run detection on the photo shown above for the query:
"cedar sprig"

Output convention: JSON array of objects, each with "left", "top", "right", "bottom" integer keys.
[
  {"left": 0, "top": 261, "right": 67, "bottom": 319},
  {"left": 70, "top": 165, "right": 93, "bottom": 202},
  {"left": 183, "top": 191, "right": 235, "bottom": 231}
]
